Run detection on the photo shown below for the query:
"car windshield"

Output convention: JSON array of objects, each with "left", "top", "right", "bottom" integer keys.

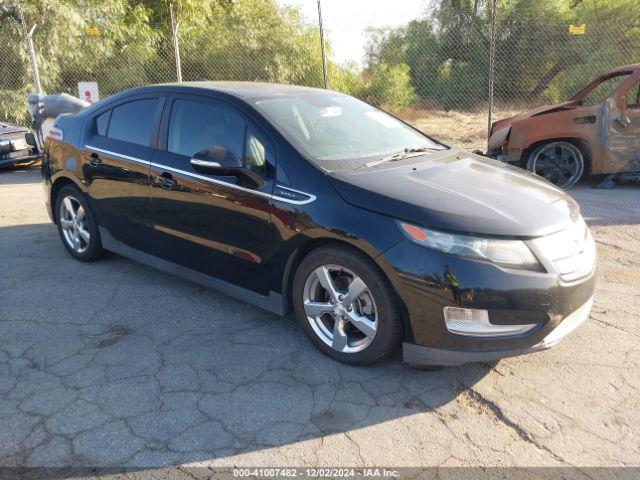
[
  {"left": 254, "top": 92, "right": 444, "bottom": 169},
  {"left": 576, "top": 72, "right": 632, "bottom": 106}
]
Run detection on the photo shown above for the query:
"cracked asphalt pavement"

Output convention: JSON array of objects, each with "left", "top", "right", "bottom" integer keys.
[{"left": 1, "top": 168, "right": 639, "bottom": 469}]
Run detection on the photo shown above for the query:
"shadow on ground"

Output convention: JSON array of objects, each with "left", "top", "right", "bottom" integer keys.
[
  {"left": 0, "top": 165, "right": 42, "bottom": 185},
  {"left": 0, "top": 222, "right": 492, "bottom": 470}
]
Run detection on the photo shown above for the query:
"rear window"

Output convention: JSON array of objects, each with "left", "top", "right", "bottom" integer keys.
[{"left": 107, "top": 98, "right": 158, "bottom": 146}]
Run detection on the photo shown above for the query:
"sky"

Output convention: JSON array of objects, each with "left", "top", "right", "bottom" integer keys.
[{"left": 277, "top": 0, "right": 427, "bottom": 65}]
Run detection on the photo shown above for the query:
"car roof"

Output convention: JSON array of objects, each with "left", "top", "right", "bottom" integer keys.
[{"left": 136, "top": 81, "right": 334, "bottom": 102}]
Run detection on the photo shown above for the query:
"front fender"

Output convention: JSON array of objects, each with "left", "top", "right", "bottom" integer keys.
[{"left": 268, "top": 191, "right": 406, "bottom": 313}]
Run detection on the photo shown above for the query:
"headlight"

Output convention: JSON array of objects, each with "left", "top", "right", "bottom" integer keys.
[
  {"left": 398, "top": 222, "right": 541, "bottom": 270},
  {"left": 529, "top": 216, "right": 596, "bottom": 281}
]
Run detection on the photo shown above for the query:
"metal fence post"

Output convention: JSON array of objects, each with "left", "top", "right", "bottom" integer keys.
[
  {"left": 317, "top": 0, "right": 328, "bottom": 89},
  {"left": 486, "top": 0, "right": 497, "bottom": 150},
  {"left": 18, "top": 6, "right": 42, "bottom": 94},
  {"left": 170, "top": 3, "right": 182, "bottom": 83}
]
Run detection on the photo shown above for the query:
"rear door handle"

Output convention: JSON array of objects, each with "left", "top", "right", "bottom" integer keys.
[{"left": 89, "top": 152, "right": 101, "bottom": 166}]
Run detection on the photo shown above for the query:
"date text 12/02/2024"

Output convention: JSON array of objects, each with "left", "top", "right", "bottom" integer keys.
[{"left": 233, "top": 468, "right": 400, "bottom": 478}]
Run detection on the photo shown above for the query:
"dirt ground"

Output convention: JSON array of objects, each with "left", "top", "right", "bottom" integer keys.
[{"left": 0, "top": 166, "right": 639, "bottom": 474}]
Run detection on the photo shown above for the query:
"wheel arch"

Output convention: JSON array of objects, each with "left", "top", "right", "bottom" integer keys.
[
  {"left": 50, "top": 175, "right": 86, "bottom": 224},
  {"left": 281, "top": 237, "right": 411, "bottom": 341}
]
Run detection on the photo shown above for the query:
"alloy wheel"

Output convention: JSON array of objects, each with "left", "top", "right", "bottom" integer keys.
[
  {"left": 59, "top": 195, "right": 90, "bottom": 254},
  {"left": 302, "top": 264, "right": 378, "bottom": 353},
  {"left": 531, "top": 142, "right": 583, "bottom": 189}
]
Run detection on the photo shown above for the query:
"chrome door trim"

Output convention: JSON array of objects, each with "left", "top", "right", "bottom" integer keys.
[
  {"left": 148, "top": 160, "right": 275, "bottom": 199},
  {"left": 85, "top": 145, "right": 150, "bottom": 167},
  {"left": 85, "top": 144, "right": 316, "bottom": 205}
]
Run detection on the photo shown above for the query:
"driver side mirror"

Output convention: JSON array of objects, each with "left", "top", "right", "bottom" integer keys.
[{"left": 190, "top": 145, "right": 264, "bottom": 189}]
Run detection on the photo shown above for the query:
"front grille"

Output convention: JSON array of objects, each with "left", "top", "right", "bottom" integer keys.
[{"left": 530, "top": 217, "right": 597, "bottom": 282}]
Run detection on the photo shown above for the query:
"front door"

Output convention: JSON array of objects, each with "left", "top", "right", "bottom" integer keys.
[
  {"left": 603, "top": 77, "right": 640, "bottom": 173},
  {"left": 149, "top": 94, "right": 275, "bottom": 295},
  {"left": 83, "top": 95, "right": 164, "bottom": 249}
]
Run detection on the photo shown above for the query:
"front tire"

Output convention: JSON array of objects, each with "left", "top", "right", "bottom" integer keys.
[
  {"left": 292, "top": 245, "right": 402, "bottom": 365},
  {"left": 55, "top": 185, "right": 104, "bottom": 262},
  {"left": 526, "top": 141, "right": 585, "bottom": 189}
]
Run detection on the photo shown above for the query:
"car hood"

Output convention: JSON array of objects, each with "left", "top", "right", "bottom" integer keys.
[
  {"left": 327, "top": 150, "right": 579, "bottom": 238},
  {"left": 490, "top": 101, "right": 577, "bottom": 137}
]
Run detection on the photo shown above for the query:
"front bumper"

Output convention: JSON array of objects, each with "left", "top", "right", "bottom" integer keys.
[
  {"left": 0, "top": 130, "right": 40, "bottom": 167},
  {"left": 486, "top": 145, "right": 523, "bottom": 165},
  {"left": 403, "top": 296, "right": 593, "bottom": 366},
  {"left": 380, "top": 238, "right": 596, "bottom": 365}
]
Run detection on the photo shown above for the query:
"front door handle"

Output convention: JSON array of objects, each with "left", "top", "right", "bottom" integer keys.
[{"left": 616, "top": 115, "right": 631, "bottom": 128}]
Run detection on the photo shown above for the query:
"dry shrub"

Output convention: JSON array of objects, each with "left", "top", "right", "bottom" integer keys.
[{"left": 390, "top": 101, "right": 523, "bottom": 153}]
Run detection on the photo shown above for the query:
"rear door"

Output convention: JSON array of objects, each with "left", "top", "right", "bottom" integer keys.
[
  {"left": 83, "top": 94, "right": 165, "bottom": 249},
  {"left": 149, "top": 93, "right": 275, "bottom": 294}
]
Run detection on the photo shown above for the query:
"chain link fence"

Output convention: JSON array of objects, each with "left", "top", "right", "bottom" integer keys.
[{"left": 1, "top": 0, "right": 639, "bottom": 153}]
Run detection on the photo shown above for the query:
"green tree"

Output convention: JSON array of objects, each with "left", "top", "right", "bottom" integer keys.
[
  {"left": 0, "top": 0, "right": 159, "bottom": 123},
  {"left": 0, "top": 0, "right": 352, "bottom": 124},
  {"left": 357, "top": 62, "right": 415, "bottom": 109},
  {"left": 364, "top": 0, "right": 640, "bottom": 109}
]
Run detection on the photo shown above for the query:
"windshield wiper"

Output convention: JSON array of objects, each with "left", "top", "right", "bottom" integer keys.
[{"left": 360, "top": 146, "right": 444, "bottom": 169}]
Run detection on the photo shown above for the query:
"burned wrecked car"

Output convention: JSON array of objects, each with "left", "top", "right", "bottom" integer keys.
[{"left": 488, "top": 64, "right": 640, "bottom": 189}]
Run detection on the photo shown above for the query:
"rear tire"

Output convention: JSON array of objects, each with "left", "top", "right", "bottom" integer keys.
[
  {"left": 55, "top": 185, "right": 104, "bottom": 262},
  {"left": 292, "top": 245, "right": 402, "bottom": 365}
]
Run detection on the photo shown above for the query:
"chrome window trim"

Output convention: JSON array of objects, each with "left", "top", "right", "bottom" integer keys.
[{"left": 85, "top": 144, "right": 315, "bottom": 205}]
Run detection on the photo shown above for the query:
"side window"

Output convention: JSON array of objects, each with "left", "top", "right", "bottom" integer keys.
[
  {"left": 107, "top": 98, "right": 158, "bottom": 146},
  {"left": 168, "top": 99, "right": 244, "bottom": 158},
  {"left": 95, "top": 110, "right": 111, "bottom": 136}
]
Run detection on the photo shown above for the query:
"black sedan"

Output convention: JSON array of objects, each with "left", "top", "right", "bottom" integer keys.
[{"left": 42, "top": 82, "right": 597, "bottom": 366}]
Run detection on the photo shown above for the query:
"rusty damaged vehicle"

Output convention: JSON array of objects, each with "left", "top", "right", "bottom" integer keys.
[{"left": 488, "top": 63, "right": 640, "bottom": 189}]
